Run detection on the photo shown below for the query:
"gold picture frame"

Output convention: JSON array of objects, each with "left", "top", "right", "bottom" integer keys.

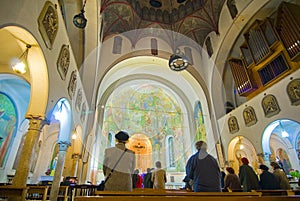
[{"left": 38, "top": 1, "right": 58, "bottom": 49}]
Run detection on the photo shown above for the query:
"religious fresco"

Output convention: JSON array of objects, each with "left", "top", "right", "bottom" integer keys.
[
  {"left": 103, "top": 84, "right": 183, "bottom": 136},
  {"left": 0, "top": 93, "right": 17, "bottom": 167},
  {"left": 101, "top": 83, "right": 185, "bottom": 171},
  {"left": 194, "top": 101, "right": 206, "bottom": 141}
]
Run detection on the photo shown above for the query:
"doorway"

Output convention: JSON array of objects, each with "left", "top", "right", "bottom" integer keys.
[{"left": 127, "top": 133, "right": 152, "bottom": 172}]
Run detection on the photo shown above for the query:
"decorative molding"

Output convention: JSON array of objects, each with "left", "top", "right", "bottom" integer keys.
[
  {"left": 243, "top": 106, "right": 257, "bottom": 127},
  {"left": 75, "top": 89, "right": 82, "bottom": 112},
  {"left": 228, "top": 116, "right": 239, "bottom": 134},
  {"left": 81, "top": 103, "right": 86, "bottom": 123},
  {"left": 287, "top": 78, "right": 300, "bottom": 106},
  {"left": 38, "top": 1, "right": 58, "bottom": 49},
  {"left": 262, "top": 94, "right": 280, "bottom": 117},
  {"left": 57, "top": 45, "right": 70, "bottom": 80},
  {"left": 68, "top": 71, "right": 77, "bottom": 100}
]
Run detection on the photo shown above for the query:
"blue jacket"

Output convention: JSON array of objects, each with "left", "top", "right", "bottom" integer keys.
[{"left": 186, "top": 150, "right": 221, "bottom": 192}]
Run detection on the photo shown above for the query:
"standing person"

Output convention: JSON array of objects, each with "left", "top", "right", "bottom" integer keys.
[
  {"left": 103, "top": 131, "right": 136, "bottom": 191},
  {"left": 238, "top": 157, "right": 260, "bottom": 192},
  {"left": 223, "top": 167, "right": 242, "bottom": 191},
  {"left": 186, "top": 141, "right": 221, "bottom": 192},
  {"left": 132, "top": 169, "right": 143, "bottom": 188},
  {"left": 258, "top": 164, "right": 280, "bottom": 190},
  {"left": 143, "top": 168, "right": 154, "bottom": 188},
  {"left": 270, "top": 162, "right": 291, "bottom": 190},
  {"left": 151, "top": 161, "right": 167, "bottom": 189}
]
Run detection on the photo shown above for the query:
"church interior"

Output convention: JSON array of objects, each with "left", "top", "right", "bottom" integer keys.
[{"left": 0, "top": 0, "right": 300, "bottom": 199}]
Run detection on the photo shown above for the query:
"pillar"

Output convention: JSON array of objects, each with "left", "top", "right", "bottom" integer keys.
[
  {"left": 49, "top": 143, "right": 69, "bottom": 201},
  {"left": 12, "top": 116, "right": 44, "bottom": 187}
]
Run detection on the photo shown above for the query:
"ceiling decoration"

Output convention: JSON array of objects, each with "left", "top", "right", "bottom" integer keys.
[{"left": 100, "top": 0, "right": 225, "bottom": 48}]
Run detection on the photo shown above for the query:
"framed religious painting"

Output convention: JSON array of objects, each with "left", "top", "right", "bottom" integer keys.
[
  {"left": 287, "top": 78, "right": 300, "bottom": 106},
  {"left": 228, "top": 116, "right": 239, "bottom": 134},
  {"left": 243, "top": 106, "right": 257, "bottom": 127},
  {"left": 261, "top": 94, "right": 280, "bottom": 118},
  {"left": 38, "top": 1, "right": 58, "bottom": 49}
]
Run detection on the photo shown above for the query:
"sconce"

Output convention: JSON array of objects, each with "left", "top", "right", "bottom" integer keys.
[
  {"left": 73, "top": 0, "right": 87, "bottom": 28},
  {"left": 169, "top": 48, "right": 189, "bottom": 71},
  {"left": 11, "top": 44, "right": 31, "bottom": 74}
]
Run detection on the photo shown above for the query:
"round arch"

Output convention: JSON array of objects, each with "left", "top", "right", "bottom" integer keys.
[
  {"left": 228, "top": 136, "right": 258, "bottom": 174},
  {"left": 1, "top": 26, "right": 49, "bottom": 119}
]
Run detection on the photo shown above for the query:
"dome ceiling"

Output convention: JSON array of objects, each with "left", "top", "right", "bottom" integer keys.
[{"left": 100, "top": 0, "right": 225, "bottom": 48}]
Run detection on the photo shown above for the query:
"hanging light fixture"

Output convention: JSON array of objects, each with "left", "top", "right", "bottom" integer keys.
[
  {"left": 169, "top": 48, "right": 189, "bottom": 71},
  {"left": 11, "top": 44, "right": 31, "bottom": 74},
  {"left": 279, "top": 120, "right": 289, "bottom": 138},
  {"left": 168, "top": 0, "right": 189, "bottom": 71},
  {"left": 73, "top": 0, "right": 87, "bottom": 28}
]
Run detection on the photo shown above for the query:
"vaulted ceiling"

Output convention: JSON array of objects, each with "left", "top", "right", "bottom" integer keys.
[{"left": 100, "top": 0, "right": 225, "bottom": 48}]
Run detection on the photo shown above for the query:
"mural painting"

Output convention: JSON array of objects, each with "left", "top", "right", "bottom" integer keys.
[{"left": 0, "top": 93, "right": 17, "bottom": 167}]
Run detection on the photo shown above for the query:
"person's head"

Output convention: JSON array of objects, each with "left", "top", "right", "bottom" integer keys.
[
  {"left": 195, "top": 141, "right": 207, "bottom": 151},
  {"left": 155, "top": 161, "right": 162, "bottom": 168},
  {"left": 134, "top": 169, "right": 139, "bottom": 174},
  {"left": 147, "top": 168, "right": 151, "bottom": 173},
  {"left": 226, "top": 167, "right": 235, "bottom": 174},
  {"left": 241, "top": 157, "right": 249, "bottom": 165},
  {"left": 270, "top": 161, "right": 280, "bottom": 170},
  {"left": 115, "top": 131, "right": 129, "bottom": 143},
  {"left": 259, "top": 164, "right": 269, "bottom": 171}
]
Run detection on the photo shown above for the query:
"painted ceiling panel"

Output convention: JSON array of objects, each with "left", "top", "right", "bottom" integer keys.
[{"left": 101, "top": 0, "right": 225, "bottom": 47}]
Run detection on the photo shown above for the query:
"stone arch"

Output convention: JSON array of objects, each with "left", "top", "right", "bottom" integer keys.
[{"left": 1, "top": 26, "right": 49, "bottom": 118}]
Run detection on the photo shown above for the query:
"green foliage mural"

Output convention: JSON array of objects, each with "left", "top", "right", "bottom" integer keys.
[{"left": 0, "top": 93, "right": 17, "bottom": 167}]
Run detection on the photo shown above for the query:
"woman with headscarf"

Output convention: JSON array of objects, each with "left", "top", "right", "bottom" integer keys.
[
  {"left": 103, "top": 131, "right": 136, "bottom": 191},
  {"left": 224, "top": 167, "right": 242, "bottom": 191},
  {"left": 238, "top": 157, "right": 260, "bottom": 192},
  {"left": 270, "top": 162, "right": 291, "bottom": 190}
]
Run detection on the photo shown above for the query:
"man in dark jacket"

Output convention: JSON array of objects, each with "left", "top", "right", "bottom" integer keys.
[
  {"left": 186, "top": 141, "right": 221, "bottom": 192},
  {"left": 259, "top": 164, "right": 280, "bottom": 190}
]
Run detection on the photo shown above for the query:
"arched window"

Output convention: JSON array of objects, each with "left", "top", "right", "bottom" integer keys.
[
  {"left": 227, "top": 0, "right": 238, "bottom": 19},
  {"left": 205, "top": 37, "right": 213, "bottom": 57},
  {"left": 151, "top": 38, "right": 158, "bottom": 55},
  {"left": 107, "top": 131, "right": 114, "bottom": 147},
  {"left": 113, "top": 36, "right": 122, "bottom": 54},
  {"left": 166, "top": 135, "right": 175, "bottom": 168},
  {"left": 184, "top": 47, "right": 193, "bottom": 65}
]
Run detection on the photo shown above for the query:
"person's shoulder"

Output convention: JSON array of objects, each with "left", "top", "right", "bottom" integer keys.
[{"left": 126, "top": 149, "right": 135, "bottom": 154}]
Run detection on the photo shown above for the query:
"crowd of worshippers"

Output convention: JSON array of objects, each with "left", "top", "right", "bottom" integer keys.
[{"left": 100, "top": 130, "right": 296, "bottom": 192}]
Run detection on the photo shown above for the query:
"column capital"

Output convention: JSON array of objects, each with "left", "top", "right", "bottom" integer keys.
[{"left": 25, "top": 114, "right": 49, "bottom": 131}]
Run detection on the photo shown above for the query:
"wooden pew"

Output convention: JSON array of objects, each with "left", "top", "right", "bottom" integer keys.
[
  {"left": 253, "top": 189, "right": 297, "bottom": 196},
  {"left": 74, "top": 195, "right": 300, "bottom": 201},
  {"left": 0, "top": 185, "right": 28, "bottom": 200},
  {"left": 95, "top": 190, "right": 261, "bottom": 196},
  {"left": 46, "top": 186, "right": 70, "bottom": 201},
  {"left": 26, "top": 185, "right": 49, "bottom": 200}
]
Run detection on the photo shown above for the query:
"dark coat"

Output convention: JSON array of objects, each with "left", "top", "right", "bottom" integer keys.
[
  {"left": 238, "top": 164, "right": 260, "bottom": 192},
  {"left": 224, "top": 173, "right": 242, "bottom": 191},
  {"left": 259, "top": 171, "right": 280, "bottom": 190}
]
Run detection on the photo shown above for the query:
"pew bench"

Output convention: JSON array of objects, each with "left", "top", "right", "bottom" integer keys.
[
  {"left": 26, "top": 185, "right": 49, "bottom": 200},
  {"left": 75, "top": 195, "right": 300, "bottom": 201},
  {"left": 0, "top": 186, "right": 28, "bottom": 200}
]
